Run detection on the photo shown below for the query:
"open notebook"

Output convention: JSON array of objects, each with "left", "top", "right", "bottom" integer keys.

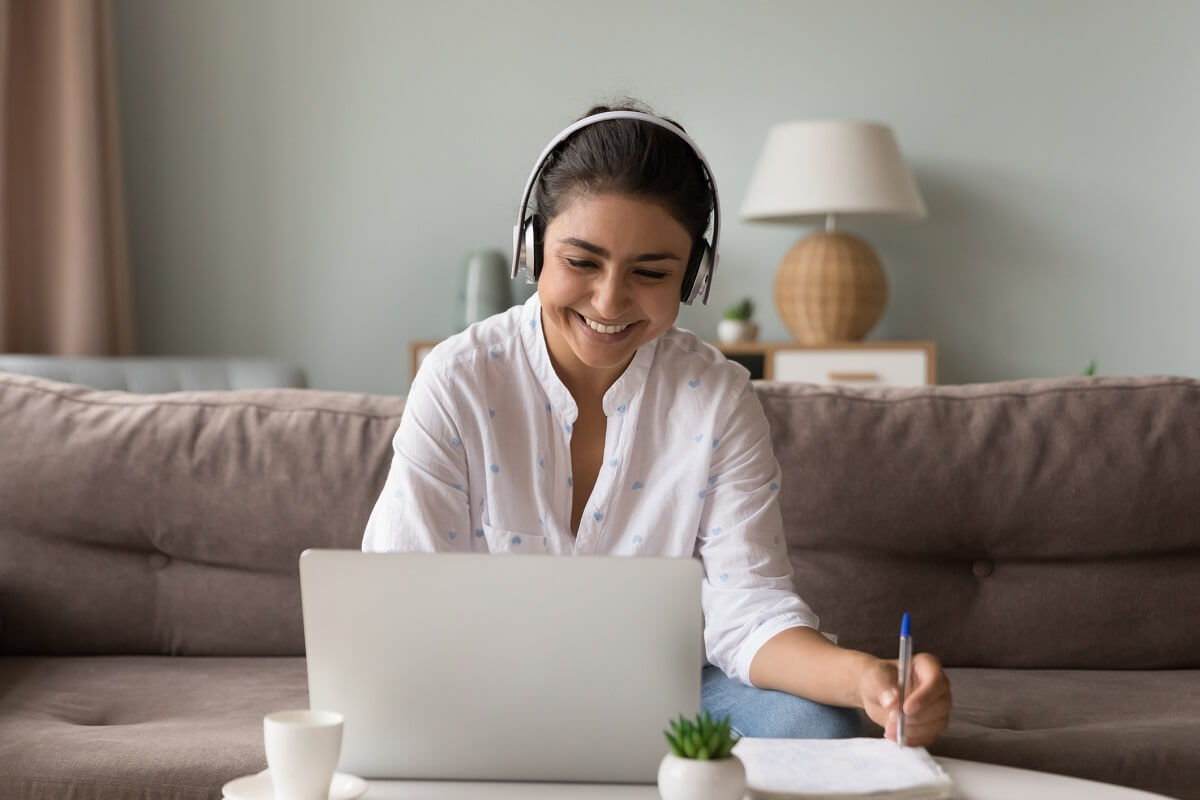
[{"left": 733, "top": 738, "right": 954, "bottom": 800}]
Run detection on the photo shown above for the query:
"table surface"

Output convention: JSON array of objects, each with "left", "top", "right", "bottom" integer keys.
[{"left": 356, "top": 757, "right": 1173, "bottom": 799}]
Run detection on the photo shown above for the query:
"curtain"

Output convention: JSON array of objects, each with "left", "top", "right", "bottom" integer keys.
[{"left": 0, "top": 0, "right": 134, "bottom": 355}]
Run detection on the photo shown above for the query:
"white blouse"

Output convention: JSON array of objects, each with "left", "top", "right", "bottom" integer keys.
[{"left": 363, "top": 294, "right": 820, "bottom": 685}]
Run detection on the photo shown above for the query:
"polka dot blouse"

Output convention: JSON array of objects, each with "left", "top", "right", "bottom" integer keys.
[{"left": 362, "top": 294, "right": 820, "bottom": 685}]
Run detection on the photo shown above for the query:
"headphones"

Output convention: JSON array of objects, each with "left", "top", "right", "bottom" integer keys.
[{"left": 510, "top": 110, "right": 721, "bottom": 305}]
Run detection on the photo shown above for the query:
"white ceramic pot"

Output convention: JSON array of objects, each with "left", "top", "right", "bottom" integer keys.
[
  {"left": 716, "top": 319, "right": 759, "bottom": 344},
  {"left": 657, "top": 752, "right": 746, "bottom": 800}
]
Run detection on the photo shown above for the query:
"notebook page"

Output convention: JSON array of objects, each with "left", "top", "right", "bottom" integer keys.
[{"left": 733, "top": 737, "right": 953, "bottom": 798}]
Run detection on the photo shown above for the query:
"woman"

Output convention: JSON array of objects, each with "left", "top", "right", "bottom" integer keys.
[{"left": 363, "top": 101, "right": 951, "bottom": 744}]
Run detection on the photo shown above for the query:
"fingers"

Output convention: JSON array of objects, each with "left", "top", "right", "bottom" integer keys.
[
  {"left": 905, "top": 653, "right": 950, "bottom": 712},
  {"left": 861, "top": 653, "right": 952, "bottom": 747},
  {"left": 911, "top": 652, "right": 945, "bottom": 683},
  {"left": 884, "top": 701, "right": 947, "bottom": 747},
  {"left": 895, "top": 653, "right": 951, "bottom": 745},
  {"left": 857, "top": 659, "right": 899, "bottom": 730},
  {"left": 898, "top": 706, "right": 949, "bottom": 747}
]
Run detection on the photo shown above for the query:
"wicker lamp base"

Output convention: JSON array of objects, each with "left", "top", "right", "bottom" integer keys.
[{"left": 773, "top": 231, "right": 888, "bottom": 343}]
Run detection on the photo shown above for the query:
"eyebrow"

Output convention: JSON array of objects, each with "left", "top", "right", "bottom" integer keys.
[{"left": 558, "top": 237, "right": 682, "bottom": 263}]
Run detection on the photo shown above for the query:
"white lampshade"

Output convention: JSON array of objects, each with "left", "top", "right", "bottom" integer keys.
[{"left": 740, "top": 121, "right": 926, "bottom": 224}]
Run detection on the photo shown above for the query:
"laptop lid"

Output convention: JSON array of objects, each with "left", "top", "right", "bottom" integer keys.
[{"left": 299, "top": 550, "right": 703, "bottom": 783}]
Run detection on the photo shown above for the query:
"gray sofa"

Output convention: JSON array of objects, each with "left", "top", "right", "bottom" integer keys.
[
  {"left": 0, "top": 355, "right": 308, "bottom": 392},
  {"left": 1, "top": 370, "right": 1196, "bottom": 799}
]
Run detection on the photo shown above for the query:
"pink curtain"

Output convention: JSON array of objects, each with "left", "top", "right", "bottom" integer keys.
[{"left": 0, "top": 0, "right": 134, "bottom": 355}]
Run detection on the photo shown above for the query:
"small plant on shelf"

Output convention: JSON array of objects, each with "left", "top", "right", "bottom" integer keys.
[
  {"left": 723, "top": 298, "right": 755, "bottom": 322},
  {"left": 717, "top": 298, "right": 759, "bottom": 344}
]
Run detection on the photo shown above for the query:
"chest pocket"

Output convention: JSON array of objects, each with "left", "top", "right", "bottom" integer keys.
[{"left": 481, "top": 522, "right": 549, "bottom": 554}]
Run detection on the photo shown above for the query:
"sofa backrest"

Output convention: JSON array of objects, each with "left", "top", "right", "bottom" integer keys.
[
  {"left": 0, "top": 373, "right": 403, "bottom": 656},
  {"left": 5, "top": 372, "right": 1198, "bottom": 668},
  {"left": 758, "top": 376, "right": 1200, "bottom": 670}
]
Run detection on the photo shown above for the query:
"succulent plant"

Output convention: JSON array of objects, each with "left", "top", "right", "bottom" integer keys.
[
  {"left": 723, "top": 298, "right": 754, "bottom": 321},
  {"left": 663, "top": 710, "right": 739, "bottom": 760}
]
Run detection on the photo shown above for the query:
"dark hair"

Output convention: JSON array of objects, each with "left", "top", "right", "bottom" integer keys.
[{"left": 533, "top": 100, "right": 714, "bottom": 244}]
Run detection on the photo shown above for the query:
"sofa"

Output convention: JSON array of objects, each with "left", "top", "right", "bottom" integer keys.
[
  {"left": 1, "top": 369, "right": 1196, "bottom": 799},
  {"left": 0, "top": 355, "right": 309, "bottom": 392}
]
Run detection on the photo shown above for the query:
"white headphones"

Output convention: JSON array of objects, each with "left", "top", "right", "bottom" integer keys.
[{"left": 510, "top": 110, "right": 721, "bottom": 305}]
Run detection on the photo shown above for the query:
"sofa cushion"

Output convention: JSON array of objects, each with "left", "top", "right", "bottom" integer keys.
[
  {"left": 0, "top": 373, "right": 405, "bottom": 656},
  {"left": 933, "top": 667, "right": 1200, "bottom": 800},
  {"left": 2, "top": 658, "right": 1192, "bottom": 800},
  {"left": 757, "top": 376, "right": 1200, "bottom": 670},
  {"left": 0, "top": 656, "right": 307, "bottom": 800}
]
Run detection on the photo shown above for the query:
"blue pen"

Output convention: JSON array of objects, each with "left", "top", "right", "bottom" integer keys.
[{"left": 897, "top": 612, "right": 913, "bottom": 747}]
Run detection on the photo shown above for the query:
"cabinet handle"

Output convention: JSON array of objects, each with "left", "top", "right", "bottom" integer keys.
[{"left": 828, "top": 371, "right": 880, "bottom": 382}]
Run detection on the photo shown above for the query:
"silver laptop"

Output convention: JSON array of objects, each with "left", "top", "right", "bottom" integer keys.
[{"left": 299, "top": 550, "right": 703, "bottom": 783}]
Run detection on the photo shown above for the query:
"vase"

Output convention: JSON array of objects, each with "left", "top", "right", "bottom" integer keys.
[
  {"left": 456, "top": 249, "right": 513, "bottom": 330},
  {"left": 716, "top": 319, "right": 759, "bottom": 344},
  {"left": 657, "top": 753, "right": 746, "bottom": 800}
]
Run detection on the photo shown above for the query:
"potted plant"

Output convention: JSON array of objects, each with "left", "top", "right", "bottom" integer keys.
[
  {"left": 657, "top": 710, "right": 745, "bottom": 800},
  {"left": 716, "top": 298, "right": 758, "bottom": 344}
]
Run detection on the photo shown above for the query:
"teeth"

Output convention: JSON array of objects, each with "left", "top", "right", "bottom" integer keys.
[{"left": 582, "top": 315, "right": 630, "bottom": 335}]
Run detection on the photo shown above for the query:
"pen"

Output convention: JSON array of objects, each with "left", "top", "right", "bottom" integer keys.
[{"left": 897, "top": 612, "right": 913, "bottom": 747}]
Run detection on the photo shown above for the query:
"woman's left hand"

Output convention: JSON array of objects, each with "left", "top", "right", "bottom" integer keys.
[{"left": 858, "top": 653, "right": 951, "bottom": 747}]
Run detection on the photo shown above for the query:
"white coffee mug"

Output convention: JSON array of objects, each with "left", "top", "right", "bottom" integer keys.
[{"left": 263, "top": 709, "right": 344, "bottom": 800}]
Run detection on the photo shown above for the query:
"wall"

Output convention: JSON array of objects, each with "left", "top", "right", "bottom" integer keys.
[{"left": 112, "top": 0, "right": 1200, "bottom": 393}]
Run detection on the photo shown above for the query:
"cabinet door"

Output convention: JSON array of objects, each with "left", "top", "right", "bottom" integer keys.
[{"left": 771, "top": 348, "right": 929, "bottom": 386}]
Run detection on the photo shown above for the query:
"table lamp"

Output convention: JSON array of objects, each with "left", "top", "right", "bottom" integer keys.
[{"left": 740, "top": 121, "right": 927, "bottom": 343}]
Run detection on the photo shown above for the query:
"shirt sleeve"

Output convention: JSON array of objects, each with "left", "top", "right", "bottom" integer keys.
[
  {"left": 362, "top": 357, "right": 473, "bottom": 553},
  {"left": 696, "top": 380, "right": 821, "bottom": 686}
]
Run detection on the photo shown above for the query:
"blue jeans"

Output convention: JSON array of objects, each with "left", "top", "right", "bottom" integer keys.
[{"left": 700, "top": 664, "right": 863, "bottom": 739}]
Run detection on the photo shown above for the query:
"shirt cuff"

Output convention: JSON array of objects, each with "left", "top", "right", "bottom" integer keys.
[{"left": 734, "top": 613, "right": 821, "bottom": 687}]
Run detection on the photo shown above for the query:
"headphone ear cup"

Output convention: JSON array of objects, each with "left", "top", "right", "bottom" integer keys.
[
  {"left": 524, "top": 216, "right": 545, "bottom": 281},
  {"left": 681, "top": 240, "right": 712, "bottom": 304}
]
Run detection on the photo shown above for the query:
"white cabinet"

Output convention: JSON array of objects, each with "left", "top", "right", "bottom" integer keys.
[{"left": 716, "top": 342, "right": 936, "bottom": 386}]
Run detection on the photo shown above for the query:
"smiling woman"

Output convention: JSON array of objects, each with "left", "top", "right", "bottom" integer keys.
[
  {"left": 538, "top": 193, "right": 691, "bottom": 389},
  {"left": 362, "top": 101, "right": 951, "bottom": 746}
]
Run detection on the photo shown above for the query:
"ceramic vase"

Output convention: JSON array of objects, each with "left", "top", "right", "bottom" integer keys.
[
  {"left": 657, "top": 753, "right": 746, "bottom": 800},
  {"left": 457, "top": 249, "right": 512, "bottom": 330},
  {"left": 716, "top": 319, "right": 759, "bottom": 344}
]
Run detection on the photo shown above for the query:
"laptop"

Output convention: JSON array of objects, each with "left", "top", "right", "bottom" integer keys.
[{"left": 299, "top": 550, "right": 703, "bottom": 783}]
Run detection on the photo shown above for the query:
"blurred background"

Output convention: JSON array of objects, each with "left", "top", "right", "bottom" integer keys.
[{"left": 7, "top": 0, "right": 1198, "bottom": 394}]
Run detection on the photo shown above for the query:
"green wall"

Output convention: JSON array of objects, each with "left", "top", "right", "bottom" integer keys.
[{"left": 113, "top": 0, "right": 1200, "bottom": 393}]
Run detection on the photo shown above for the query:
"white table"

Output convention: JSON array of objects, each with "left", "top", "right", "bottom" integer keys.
[{"left": 358, "top": 758, "right": 1173, "bottom": 799}]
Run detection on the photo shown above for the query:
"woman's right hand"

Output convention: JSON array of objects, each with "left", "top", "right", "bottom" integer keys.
[{"left": 857, "top": 653, "right": 951, "bottom": 747}]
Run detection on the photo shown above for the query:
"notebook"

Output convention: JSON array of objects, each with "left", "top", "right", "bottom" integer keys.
[
  {"left": 299, "top": 550, "right": 703, "bottom": 783},
  {"left": 733, "top": 737, "right": 954, "bottom": 799}
]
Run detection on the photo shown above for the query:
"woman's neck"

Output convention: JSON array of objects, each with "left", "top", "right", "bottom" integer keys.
[
  {"left": 541, "top": 310, "right": 634, "bottom": 407},
  {"left": 548, "top": 349, "right": 631, "bottom": 409}
]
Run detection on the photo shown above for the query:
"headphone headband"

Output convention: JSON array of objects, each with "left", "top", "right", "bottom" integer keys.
[{"left": 511, "top": 110, "right": 721, "bottom": 305}]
